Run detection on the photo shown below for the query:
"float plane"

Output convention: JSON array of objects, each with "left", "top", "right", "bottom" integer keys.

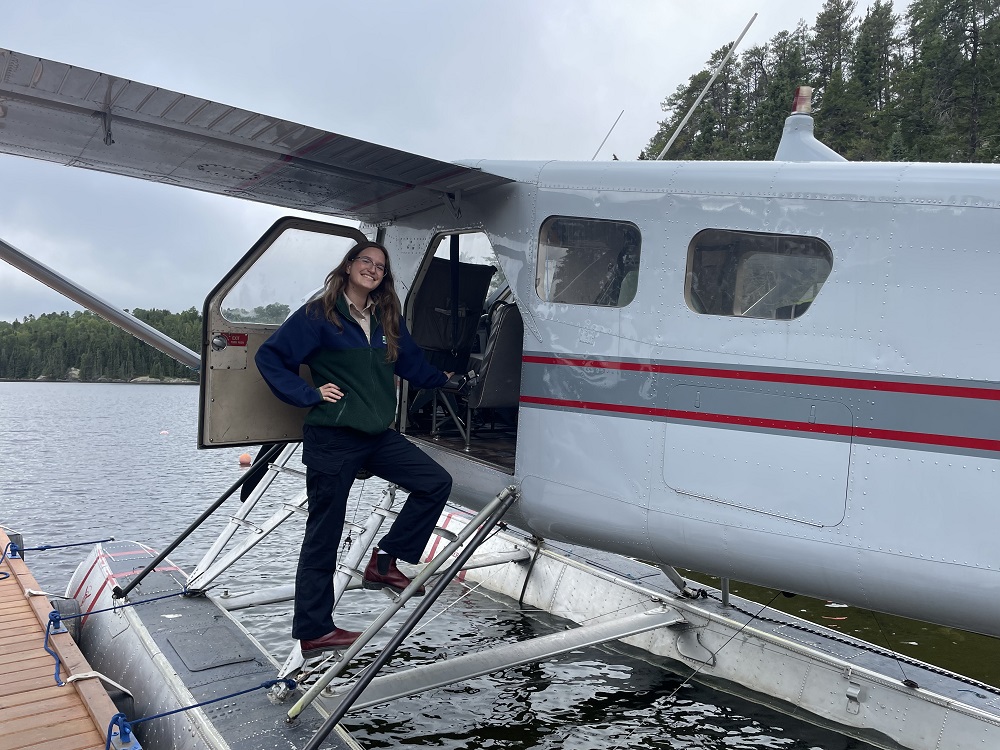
[{"left": 2, "top": 44, "right": 999, "bottom": 750}]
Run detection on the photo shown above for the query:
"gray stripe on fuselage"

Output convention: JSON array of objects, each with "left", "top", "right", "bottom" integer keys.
[
  {"left": 519, "top": 356, "right": 1000, "bottom": 453},
  {"left": 522, "top": 351, "right": 1000, "bottom": 392}
]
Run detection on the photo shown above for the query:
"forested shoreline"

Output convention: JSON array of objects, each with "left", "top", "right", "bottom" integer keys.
[
  {"left": 0, "top": 309, "right": 201, "bottom": 383},
  {"left": 3, "top": 1, "right": 997, "bottom": 382}
]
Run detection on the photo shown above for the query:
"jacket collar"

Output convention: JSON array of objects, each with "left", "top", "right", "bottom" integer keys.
[{"left": 336, "top": 293, "right": 381, "bottom": 330}]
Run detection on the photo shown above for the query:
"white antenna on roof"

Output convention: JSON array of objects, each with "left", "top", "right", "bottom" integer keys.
[
  {"left": 657, "top": 13, "right": 758, "bottom": 160},
  {"left": 592, "top": 109, "right": 625, "bottom": 160}
]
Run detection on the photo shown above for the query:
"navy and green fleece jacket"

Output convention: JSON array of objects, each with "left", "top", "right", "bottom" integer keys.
[{"left": 255, "top": 297, "right": 447, "bottom": 435}]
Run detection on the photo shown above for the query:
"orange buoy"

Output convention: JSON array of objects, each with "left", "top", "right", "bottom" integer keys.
[{"left": 239, "top": 453, "right": 252, "bottom": 466}]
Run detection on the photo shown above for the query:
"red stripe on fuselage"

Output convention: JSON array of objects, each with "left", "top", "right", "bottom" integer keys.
[
  {"left": 521, "top": 356, "right": 1000, "bottom": 401},
  {"left": 519, "top": 396, "right": 1000, "bottom": 453}
]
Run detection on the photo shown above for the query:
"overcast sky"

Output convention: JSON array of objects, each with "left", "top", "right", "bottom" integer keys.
[{"left": 0, "top": 1, "right": 877, "bottom": 322}]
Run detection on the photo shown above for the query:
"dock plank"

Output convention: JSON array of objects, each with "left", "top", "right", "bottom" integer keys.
[
  {"left": 0, "top": 529, "right": 118, "bottom": 750},
  {"left": 2, "top": 659, "right": 64, "bottom": 685},
  {"left": 0, "top": 683, "right": 69, "bottom": 709},
  {"left": 3, "top": 704, "right": 94, "bottom": 736},
  {"left": 0, "top": 612, "right": 41, "bottom": 628},
  {"left": 0, "top": 634, "right": 49, "bottom": 654},
  {"left": 0, "top": 650, "right": 51, "bottom": 669},
  {"left": 15, "top": 731, "right": 106, "bottom": 750},
  {"left": 0, "top": 717, "right": 103, "bottom": 750},
  {"left": 2, "top": 691, "right": 82, "bottom": 721}
]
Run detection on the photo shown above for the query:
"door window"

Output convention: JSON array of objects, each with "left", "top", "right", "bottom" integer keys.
[{"left": 221, "top": 228, "right": 359, "bottom": 323}]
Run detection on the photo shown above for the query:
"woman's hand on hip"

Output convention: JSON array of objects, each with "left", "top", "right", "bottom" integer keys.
[{"left": 318, "top": 382, "right": 344, "bottom": 402}]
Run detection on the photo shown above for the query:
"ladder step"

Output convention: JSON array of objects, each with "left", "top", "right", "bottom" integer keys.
[
  {"left": 227, "top": 516, "right": 265, "bottom": 534},
  {"left": 433, "top": 527, "right": 458, "bottom": 542},
  {"left": 325, "top": 607, "right": 685, "bottom": 712},
  {"left": 271, "top": 464, "right": 306, "bottom": 478},
  {"left": 371, "top": 508, "right": 458, "bottom": 542}
]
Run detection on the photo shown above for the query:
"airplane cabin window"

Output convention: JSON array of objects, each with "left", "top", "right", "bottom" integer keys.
[
  {"left": 536, "top": 217, "right": 641, "bottom": 307},
  {"left": 686, "top": 229, "right": 832, "bottom": 320}
]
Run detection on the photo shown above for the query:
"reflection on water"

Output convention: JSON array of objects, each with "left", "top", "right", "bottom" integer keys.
[{"left": 0, "top": 382, "right": 908, "bottom": 748}]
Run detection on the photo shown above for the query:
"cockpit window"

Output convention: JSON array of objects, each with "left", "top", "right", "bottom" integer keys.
[
  {"left": 536, "top": 217, "right": 641, "bottom": 307},
  {"left": 686, "top": 229, "right": 832, "bottom": 319}
]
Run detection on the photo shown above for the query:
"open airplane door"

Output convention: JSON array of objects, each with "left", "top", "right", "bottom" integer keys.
[{"left": 199, "top": 217, "right": 368, "bottom": 448}]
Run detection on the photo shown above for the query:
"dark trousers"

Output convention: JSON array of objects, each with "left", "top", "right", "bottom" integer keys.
[{"left": 293, "top": 425, "right": 452, "bottom": 640}]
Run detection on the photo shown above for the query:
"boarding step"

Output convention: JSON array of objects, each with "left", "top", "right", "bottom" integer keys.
[
  {"left": 323, "top": 606, "right": 685, "bottom": 712},
  {"left": 270, "top": 463, "right": 306, "bottom": 478},
  {"left": 287, "top": 506, "right": 458, "bottom": 542},
  {"left": 371, "top": 507, "right": 460, "bottom": 541}
]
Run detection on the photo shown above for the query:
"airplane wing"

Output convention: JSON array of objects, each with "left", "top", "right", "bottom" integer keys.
[{"left": 0, "top": 48, "right": 510, "bottom": 223}]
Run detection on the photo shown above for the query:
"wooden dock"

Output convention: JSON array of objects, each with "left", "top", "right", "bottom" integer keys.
[{"left": 0, "top": 529, "right": 119, "bottom": 750}]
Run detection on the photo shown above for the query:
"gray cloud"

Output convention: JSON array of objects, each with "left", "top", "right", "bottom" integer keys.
[{"left": 1, "top": 1, "right": 870, "bottom": 321}]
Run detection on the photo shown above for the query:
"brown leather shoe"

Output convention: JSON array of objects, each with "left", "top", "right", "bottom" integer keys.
[
  {"left": 362, "top": 549, "right": 425, "bottom": 596},
  {"left": 300, "top": 627, "right": 362, "bottom": 659}
]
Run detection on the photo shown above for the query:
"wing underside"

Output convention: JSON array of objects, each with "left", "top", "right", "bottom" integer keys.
[{"left": 0, "top": 49, "right": 510, "bottom": 223}]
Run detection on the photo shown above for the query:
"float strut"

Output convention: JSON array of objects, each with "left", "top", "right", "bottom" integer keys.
[{"left": 112, "top": 443, "right": 285, "bottom": 599}]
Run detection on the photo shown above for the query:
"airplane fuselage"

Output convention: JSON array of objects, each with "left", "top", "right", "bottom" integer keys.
[{"left": 385, "top": 157, "right": 1000, "bottom": 636}]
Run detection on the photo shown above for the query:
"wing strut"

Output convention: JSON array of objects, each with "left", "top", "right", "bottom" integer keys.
[{"left": 0, "top": 235, "right": 200, "bottom": 370}]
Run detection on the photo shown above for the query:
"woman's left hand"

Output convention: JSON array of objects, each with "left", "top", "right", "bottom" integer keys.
[{"left": 318, "top": 382, "right": 344, "bottom": 402}]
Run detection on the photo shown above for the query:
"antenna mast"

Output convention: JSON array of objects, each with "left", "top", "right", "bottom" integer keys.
[
  {"left": 657, "top": 13, "right": 758, "bottom": 160},
  {"left": 592, "top": 109, "right": 625, "bottom": 160}
]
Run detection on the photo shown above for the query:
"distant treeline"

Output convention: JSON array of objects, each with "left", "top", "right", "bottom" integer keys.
[
  {"left": 0, "top": 304, "right": 291, "bottom": 382},
  {"left": 0, "top": 308, "right": 202, "bottom": 382},
  {"left": 0, "top": 303, "right": 290, "bottom": 381},
  {"left": 642, "top": 0, "right": 1000, "bottom": 163}
]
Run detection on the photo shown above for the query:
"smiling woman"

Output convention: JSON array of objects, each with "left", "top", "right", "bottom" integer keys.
[{"left": 253, "top": 239, "right": 454, "bottom": 660}]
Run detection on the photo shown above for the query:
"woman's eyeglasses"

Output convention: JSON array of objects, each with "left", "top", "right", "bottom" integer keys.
[{"left": 355, "top": 255, "right": 386, "bottom": 275}]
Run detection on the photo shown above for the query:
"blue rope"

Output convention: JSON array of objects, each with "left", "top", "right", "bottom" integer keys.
[
  {"left": 104, "top": 679, "right": 297, "bottom": 750},
  {"left": 43, "top": 614, "right": 68, "bottom": 686},
  {"left": 2, "top": 536, "right": 115, "bottom": 581},
  {"left": 58, "top": 589, "right": 189, "bottom": 622},
  {"left": 45, "top": 590, "right": 189, "bottom": 685},
  {"left": 19, "top": 537, "right": 115, "bottom": 552}
]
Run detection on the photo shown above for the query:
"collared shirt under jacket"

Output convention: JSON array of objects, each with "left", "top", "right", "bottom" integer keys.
[{"left": 256, "top": 296, "right": 446, "bottom": 435}]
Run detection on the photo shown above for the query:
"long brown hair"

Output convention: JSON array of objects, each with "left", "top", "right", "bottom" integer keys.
[{"left": 308, "top": 240, "right": 402, "bottom": 361}]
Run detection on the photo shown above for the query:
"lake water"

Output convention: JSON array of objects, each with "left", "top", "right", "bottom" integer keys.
[{"left": 0, "top": 380, "right": 933, "bottom": 749}]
